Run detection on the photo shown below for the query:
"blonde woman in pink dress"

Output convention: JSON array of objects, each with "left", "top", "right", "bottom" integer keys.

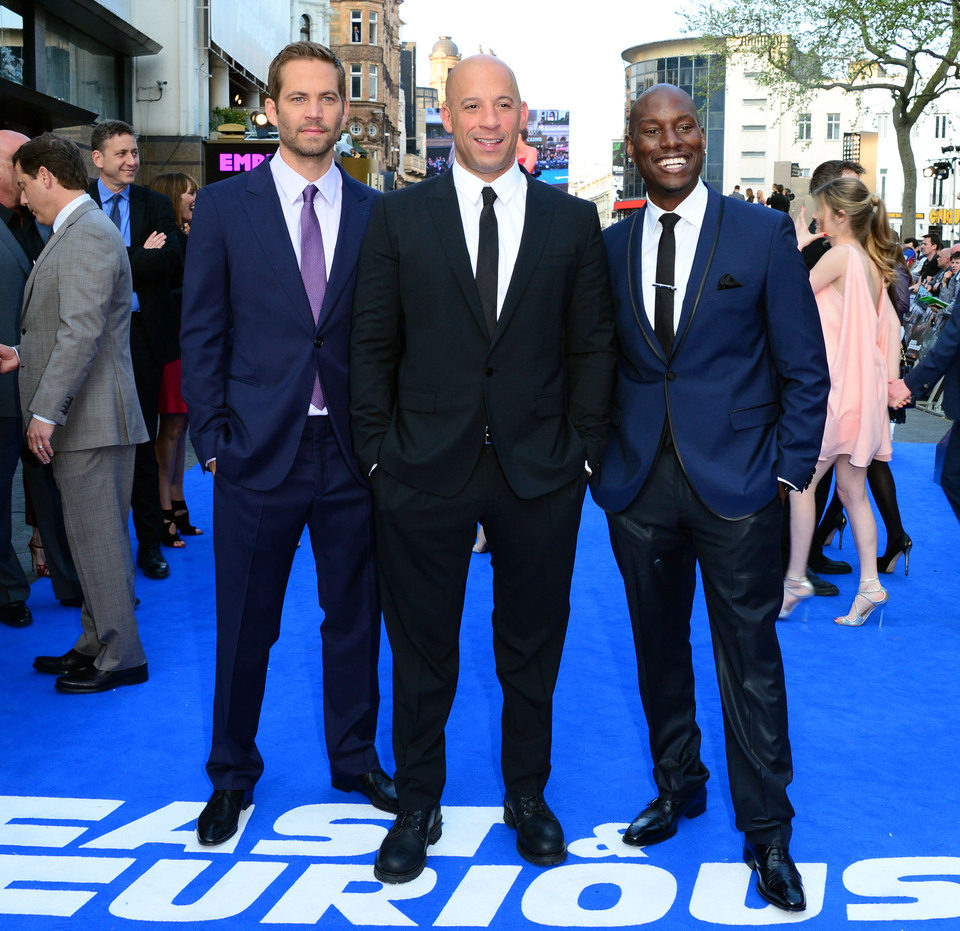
[{"left": 783, "top": 177, "right": 901, "bottom": 625}]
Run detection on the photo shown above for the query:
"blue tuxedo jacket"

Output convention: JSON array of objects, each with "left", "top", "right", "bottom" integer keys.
[
  {"left": 592, "top": 186, "right": 830, "bottom": 519},
  {"left": 180, "top": 159, "right": 376, "bottom": 490},
  {"left": 906, "top": 307, "right": 960, "bottom": 420}
]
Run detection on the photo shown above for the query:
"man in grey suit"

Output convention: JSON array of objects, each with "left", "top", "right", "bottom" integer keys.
[
  {"left": 0, "top": 130, "right": 33, "bottom": 629},
  {"left": 0, "top": 134, "right": 150, "bottom": 692}
]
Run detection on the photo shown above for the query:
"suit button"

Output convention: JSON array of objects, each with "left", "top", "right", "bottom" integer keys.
[
  {"left": 21, "top": 328, "right": 26, "bottom": 335},
  {"left": 314, "top": 336, "right": 323, "bottom": 347},
  {"left": 666, "top": 371, "right": 676, "bottom": 381},
  {"left": 485, "top": 367, "right": 494, "bottom": 376}
]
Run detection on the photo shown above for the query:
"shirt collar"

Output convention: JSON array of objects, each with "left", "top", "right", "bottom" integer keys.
[
  {"left": 452, "top": 159, "right": 526, "bottom": 208},
  {"left": 644, "top": 179, "right": 708, "bottom": 234},
  {"left": 53, "top": 193, "right": 92, "bottom": 233},
  {"left": 97, "top": 178, "right": 128, "bottom": 206},
  {"left": 270, "top": 151, "right": 341, "bottom": 208}
]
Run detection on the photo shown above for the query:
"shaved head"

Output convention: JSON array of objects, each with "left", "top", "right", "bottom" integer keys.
[
  {"left": 445, "top": 55, "right": 520, "bottom": 107},
  {"left": 0, "top": 129, "right": 30, "bottom": 209},
  {"left": 628, "top": 84, "right": 700, "bottom": 139}
]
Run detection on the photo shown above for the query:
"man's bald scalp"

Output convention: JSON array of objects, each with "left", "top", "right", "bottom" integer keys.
[
  {"left": 445, "top": 54, "right": 521, "bottom": 104},
  {"left": 628, "top": 84, "right": 700, "bottom": 139}
]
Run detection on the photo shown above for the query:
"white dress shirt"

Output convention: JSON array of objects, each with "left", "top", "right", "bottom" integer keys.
[
  {"left": 641, "top": 180, "right": 708, "bottom": 332},
  {"left": 451, "top": 159, "right": 526, "bottom": 318},
  {"left": 270, "top": 152, "right": 341, "bottom": 416},
  {"left": 52, "top": 193, "right": 92, "bottom": 233}
]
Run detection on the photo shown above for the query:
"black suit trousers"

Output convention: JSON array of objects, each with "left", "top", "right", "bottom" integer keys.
[
  {"left": 129, "top": 313, "right": 163, "bottom": 549},
  {"left": 372, "top": 444, "right": 586, "bottom": 811},
  {"left": 606, "top": 447, "right": 794, "bottom": 846}
]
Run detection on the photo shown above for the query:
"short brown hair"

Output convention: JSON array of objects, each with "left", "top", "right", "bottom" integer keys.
[
  {"left": 267, "top": 42, "right": 345, "bottom": 103},
  {"left": 91, "top": 120, "right": 137, "bottom": 154},
  {"left": 13, "top": 133, "right": 89, "bottom": 192},
  {"left": 810, "top": 159, "right": 865, "bottom": 194},
  {"left": 150, "top": 172, "right": 199, "bottom": 227}
]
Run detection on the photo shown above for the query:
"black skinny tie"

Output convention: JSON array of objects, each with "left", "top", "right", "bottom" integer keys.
[
  {"left": 655, "top": 212, "right": 680, "bottom": 356},
  {"left": 477, "top": 186, "right": 498, "bottom": 337}
]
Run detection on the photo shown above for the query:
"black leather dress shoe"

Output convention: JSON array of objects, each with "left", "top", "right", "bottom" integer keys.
[
  {"left": 808, "top": 552, "right": 852, "bottom": 575},
  {"left": 332, "top": 766, "right": 399, "bottom": 813},
  {"left": 34, "top": 649, "right": 97, "bottom": 675},
  {"left": 55, "top": 663, "right": 148, "bottom": 693},
  {"left": 137, "top": 545, "right": 170, "bottom": 580},
  {"left": 503, "top": 794, "right": 567, "bottom": 865},
  {"left": 623, "top": 785, "right": 707, "bottom": 846},
  {"left": 806, "top": 568, "right": 839, "bottom": 597},
  {"left": 744, "top": 842, "right": 806, "bottom": 912},
  {"left": 197, "top": 789, "right": 253, "bottom": 846},
  {"left": 0, "top": 601, "right": 32, "bottom": 627},
  {"left": 374, "top": 808, "right": 442, "bottom": 883}
]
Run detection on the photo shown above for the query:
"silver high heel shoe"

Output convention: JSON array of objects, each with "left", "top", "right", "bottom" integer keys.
[
  {"left": 779, "top": 576, "right": 814, "bottom": 619},
  {"left": 834, "top": 579, "right": 888, "bottom": 627}
]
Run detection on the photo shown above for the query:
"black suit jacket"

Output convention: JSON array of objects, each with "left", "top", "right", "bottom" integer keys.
[
  {"left": 88, "top": 181, "right": 182, "bottom": 365},
  {"left": 350, "top": 168, "right": 616, "bottom": 500},
  {"left": 906, "top": 306, "right": 960, "bottom": 420}
]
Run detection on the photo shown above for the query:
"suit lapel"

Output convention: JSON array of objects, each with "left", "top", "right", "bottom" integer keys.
[
  {"left": 22, "top": 201, "right": 97, "bottom": 319},
  {"left": 320, "top": 165, "right": 369, "bottom": 325},
  {"left": 493, "top": 174, "right": 554, "bottom": 345},
  {"left": 241, "top": 159, "right": 315, "bottom": 330},
  {"left": 625, "top": 205, "right": 664, "bottom": 361},
  {"left": 427, "top": 170, "right": 488, "bottom": 338},
  {"left": 128, "top": 185, "right": 148, "bottom": 246}
]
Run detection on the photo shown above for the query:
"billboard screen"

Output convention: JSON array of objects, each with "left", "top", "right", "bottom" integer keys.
[
  {"left": 423, "top": 107, "right": 570, "bottom": 191},
  {"left": 210, "top": 0, "right": 288, "bottom": 84}
]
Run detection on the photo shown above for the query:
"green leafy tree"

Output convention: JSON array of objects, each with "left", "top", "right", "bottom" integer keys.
[{"left": 688, "top": 0, "right": 960, "bottom": 236}]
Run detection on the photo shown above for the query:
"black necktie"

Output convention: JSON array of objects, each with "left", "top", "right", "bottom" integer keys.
[
  {"left": 655, "top": 212, "right": 680, "bottom": 357},
  {"left": 476, "top": 186, "right": 498, "bottom": 337}
]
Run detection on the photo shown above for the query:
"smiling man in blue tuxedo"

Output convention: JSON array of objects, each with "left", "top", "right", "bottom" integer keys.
[
  {"left": 592, "top": 85, "right": 829, "bottom": 913},
  {"left": 180, "top": 41, "right": 396, "bottom": 847}
]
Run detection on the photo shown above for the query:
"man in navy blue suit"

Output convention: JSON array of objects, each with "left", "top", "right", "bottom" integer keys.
[
  {"left": 180, "top": 41, "right": 396, "bottom": 846},
  {"left": 592, "top": 85, "right": 829, "bottom": 913},
  {"left": 891, "top": 310, "right": 960, "bottom": 522}
]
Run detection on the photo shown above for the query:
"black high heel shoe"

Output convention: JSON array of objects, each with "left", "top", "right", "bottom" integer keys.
[
  {"left": 879, "top": 533, "right": 912, "bottom": 576},
  {"left": 823, "top": 513, "right": 847, "bottom": 549},
  {"left": 171, "top": 499, "right": 203, "bottom": 536}
]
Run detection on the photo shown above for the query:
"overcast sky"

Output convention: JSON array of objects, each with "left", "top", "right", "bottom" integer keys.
[{"left": 398, "top": 1, "right": 688, "bottom": 182}]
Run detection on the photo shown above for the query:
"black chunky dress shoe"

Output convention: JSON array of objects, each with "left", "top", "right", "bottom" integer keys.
[
  {"left": 34, "top": 649, "right": 96, "bottom": 675},
  {"left": 55, "top": 663, "right": 148, "bottom": 693},
  {"left": 374, "top": 808, "right": 442, "bottom": 884},
  {"left": 332, "top": 766, "right": 399, "bottom": 813},
  {"left": 503, "top": 794, "right": 567, "bottom": 865}
]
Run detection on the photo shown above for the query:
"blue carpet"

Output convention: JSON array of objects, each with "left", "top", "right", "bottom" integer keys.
[{"left": 1, "top": 442, "right": 958, "bottom": 929}]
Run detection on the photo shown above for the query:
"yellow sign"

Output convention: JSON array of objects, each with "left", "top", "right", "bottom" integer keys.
[{"left": 929, "top": 209, "right": 960, "bottom": 225}]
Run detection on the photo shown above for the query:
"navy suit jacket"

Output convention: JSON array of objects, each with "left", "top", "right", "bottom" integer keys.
[
  {"left": 0, "top": 219, "right": 32, "bottom": 419},
  {"left": 906, "top": 308, "right": 960, "bottom": 421},
  {"left": 592, "top": 186, "right": 830, "bottom": 519},
  {"left": 180, "top": 159, "right": 376, "bottom": 490}
]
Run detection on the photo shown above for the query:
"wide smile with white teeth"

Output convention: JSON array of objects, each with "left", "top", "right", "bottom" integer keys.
[
  {"left": 657, "top": 156, "right": 689, "bottom": 172},
  {"left": 475, "top": 137, "right": 503, "bottom": 149}
]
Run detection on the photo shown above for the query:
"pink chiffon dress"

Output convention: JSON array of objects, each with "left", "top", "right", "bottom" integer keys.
[{"left": 814, "top": 244, "right": 899, "bottom": 467}]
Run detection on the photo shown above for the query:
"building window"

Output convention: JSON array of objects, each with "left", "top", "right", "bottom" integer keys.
[
  {"left": 797, "top": 113, "right": 811, "bottom": 140},
  {"left": 936, "top": 114, "right": 948, "bottom": 138},
  {"left": 742, "top": 177, "right": 765, "bottom": 184},
  {"left": 742, "top": 98, "right": 767, "bottom": 106},
  {"left": 368, "top": 64, "right": 378, "bottom": 101},
  {"left": 350, "top": 62, "right": 361, "bottom": 99},
  {"left": 351, "top": 10, "right": 361, "bottom": 43},
  {"left": 877, "top": 113, "right": 890, "bottom": 138},
  {"left": 741, "top": 124, "right": 766, "bottom": 131},
  {"left": 0, "top": 4, "right": 24, "bottom": 84},
  {"left": 45, "top": 11, "right": 120, "bottom": 117},
  {"left": 369, "top": 11, "right": 378, "bottom": 45},
  {"left": 880, "top": 167, "right": 887, "bottom": 200},
  {"left": 827, "top": 113, "right": 841, "bottom": 140},
  {"left": 741, "top": 151, "right": 766, "bottom": 158},
  {"left": 299, "top": 13, "right": 311, "bottom": 42}
]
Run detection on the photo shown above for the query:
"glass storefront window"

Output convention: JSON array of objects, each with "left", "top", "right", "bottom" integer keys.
[
  {"left": 1, "top": 4, "right": 23, "bottom": 85},
  {"left": 44, "top": 12, "right": 119, "bottom": 118}
]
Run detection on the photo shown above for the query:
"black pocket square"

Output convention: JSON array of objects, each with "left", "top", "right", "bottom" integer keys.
[{"left": 718, "top": 274, "right": 742, "bottom": 290}]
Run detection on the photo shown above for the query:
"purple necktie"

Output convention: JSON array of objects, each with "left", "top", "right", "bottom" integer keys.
[{"left": 301, "top": 183, "right": 327, "bottom": 410}]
